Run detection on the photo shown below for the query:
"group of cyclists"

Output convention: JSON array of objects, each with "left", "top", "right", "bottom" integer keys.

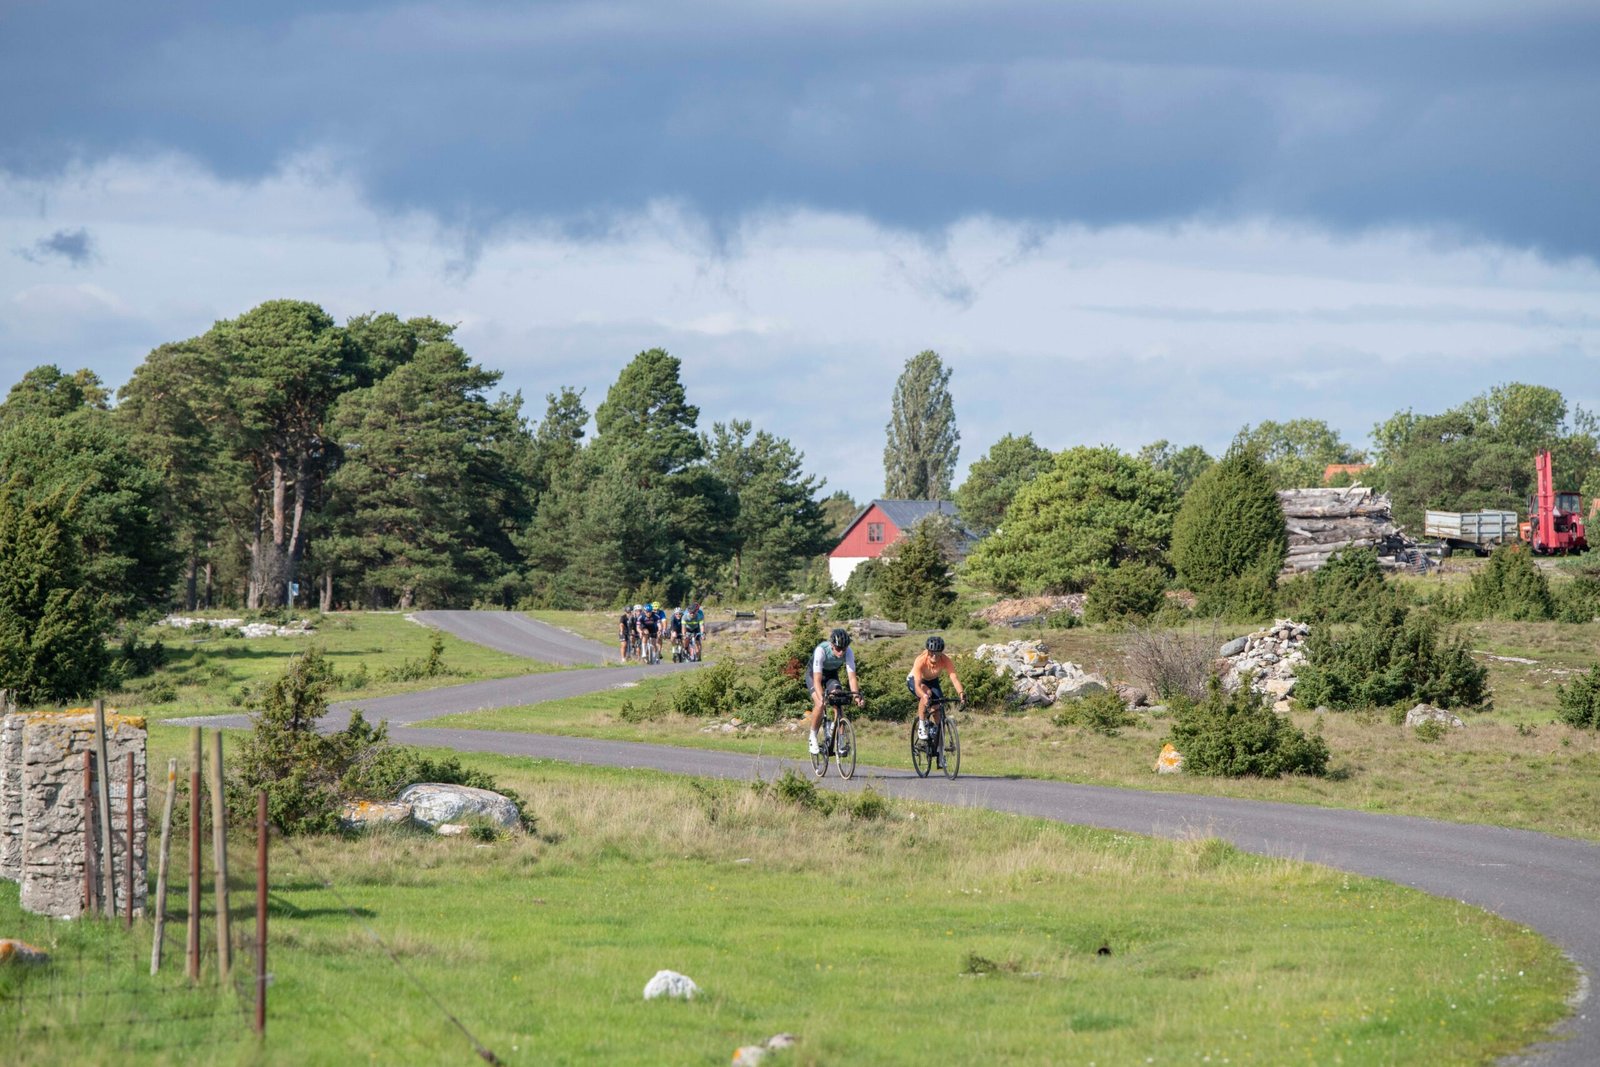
[
  {"left": 617, "top": 601, "right": 704, "bottom": 664},
  {"left": 805, "top": 627, "right": 966, "bottom": 767}
]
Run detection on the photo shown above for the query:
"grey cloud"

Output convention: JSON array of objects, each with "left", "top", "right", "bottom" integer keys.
[
  {"left": 15, "top": 228, "right": 96, "bottom": 267},
  {"left": 2, "top": 2, "right": 1597, "bottom": 258}
]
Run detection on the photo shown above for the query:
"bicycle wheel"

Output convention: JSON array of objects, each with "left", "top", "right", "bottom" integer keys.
[
  {"left": 812, "top": 718, "right": 829, "bottom": 778},
  {"left": 940, "top": 717, "right": 960, "bottom": 779},
  {"left": 834, "top": 718, "right": 856, "bottom": 779},
  {"left": 910, "top": 717, "right": 932, "bottom": 777}
]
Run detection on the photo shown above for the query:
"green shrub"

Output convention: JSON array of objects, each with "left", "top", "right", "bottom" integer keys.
[
  {"left": 1286, "top": 548, "right": 1401, "bottom": 624},
  {"left": 1045, "top": 609, "right": 1081, "bottom": 629},
  {"left": 1083, "top": 563, "right": 1166, "bottom": 625},
  {"left": 845, "top": 787, "right": 890, "bottom": 821},
  {"left": 767, "top": 769, "right": 834, "bottom": 814},
  {"left": 1556, "top": 564, "right": 1600, "bottom": 624},
  {"left": 670, "top": 659, "right": 754, "bottom": 719},
  {"left": 1170, "top": 447, "right": 1287, "bottom": 598},
  {"left": 1556, "top": 665, "right": 1600, "bottom": 729},
  {"left": 1413, "top": 718, "right": 1447, "bottom": 743},
  {"left": 843, "top": 557, "right": 882, "bottom": 597},
  {"left": 619, "top": 695, "right": 669, "bottom": 723},
  {"left": 115, "top": 628, "right": 167, "bottom": 680},
  {"left": 1051, "top": 689, "right": 1136, "bottom": 736},
  {"left": 1460, "top": 546, "right": 1555, "bottom": 621},
  {"left": 382, "top": 632, "right": 451, "bottom": 682},
  {"left": 950, "top": 652, "right": 1014, "bottom": 713},
  {"left": 230, "top": 647, "right": 526, "bottom": 834},
  {"left": 1195, "top": 556, "right": 1280, "bottom": 622},
  {"left": 851, "top": 639, "right": 919, "bottom": 721},
  {"left": 830, "top": 589, "right": 865, "bottom": 620},
  {"left": 1168, "top": 678, "right": 1328, "bottom": 778},
  {"left": 1293, "top": 605, "right": 1487, "bottom": 711},
  {"left": 877, "top": 524, "right": 957, "bottom": 628}
]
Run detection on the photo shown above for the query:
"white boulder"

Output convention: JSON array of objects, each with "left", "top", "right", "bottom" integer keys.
[
  {"left": 644, "top": 969, "right": 700, "bottom": 1000},
  {"left": 398, "top": 783, "right": 521, "bottom": 831}
]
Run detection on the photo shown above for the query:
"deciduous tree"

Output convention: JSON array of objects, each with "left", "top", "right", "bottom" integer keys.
[{"left": 883, "top": 350, "right": 959, "bottom": 500}]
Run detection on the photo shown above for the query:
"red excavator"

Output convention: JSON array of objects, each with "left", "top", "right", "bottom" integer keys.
[{"left": 1519, "top": 450, "right": 1588, "bottom": 554}]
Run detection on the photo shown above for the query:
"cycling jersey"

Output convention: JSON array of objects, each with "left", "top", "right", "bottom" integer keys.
[
  {"left": 810, "top": 641, "right": 856, "bottom": 682},
  {"left": 683, "top": 609, "right": 704, "bottom": 633},
  {"left": 639, "top": 614, "right": 659, "bottom": 635},
  {"left": 619, "top": 614, "right": 635, "bottom": 635}
]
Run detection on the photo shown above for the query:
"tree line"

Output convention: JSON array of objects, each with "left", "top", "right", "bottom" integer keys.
[{"left": 1, "top": 294, "right": 1595, "bottom": 701}]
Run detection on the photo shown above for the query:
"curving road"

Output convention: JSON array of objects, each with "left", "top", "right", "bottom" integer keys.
[{"left": 177, "top": 611, "right": 1598, "bottom": 1063}]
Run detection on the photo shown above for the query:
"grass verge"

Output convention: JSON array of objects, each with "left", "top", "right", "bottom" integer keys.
[{"left": 0, "top": 748, "right": 1574, "bottom": 1066}]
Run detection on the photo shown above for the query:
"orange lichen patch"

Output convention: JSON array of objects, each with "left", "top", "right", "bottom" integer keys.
[
  {"left": 0, "top": 939, "right": 50, "bottom": 964},
  {"left": 11, "top": 708, "right": 146, "bottom": 729}
]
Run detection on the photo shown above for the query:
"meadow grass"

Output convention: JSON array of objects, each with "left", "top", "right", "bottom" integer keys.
[
  {"left": 0, "top": 749, "right": 1573, "bottom": 1066},
  {"left": 428, "top": 612, "right": 1600, "bottom": 840},
  {"left": 110, "top": 612, "right": 553, "bottom": 721}
]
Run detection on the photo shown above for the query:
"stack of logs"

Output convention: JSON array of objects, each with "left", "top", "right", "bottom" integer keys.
[{"left": 1278, "top": 487, "right": 1422, "bottom": 574}]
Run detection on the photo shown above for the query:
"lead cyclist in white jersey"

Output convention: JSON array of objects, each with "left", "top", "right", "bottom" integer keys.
[{"left": 808, "top": 627, "right": 863, "bottom": 755}]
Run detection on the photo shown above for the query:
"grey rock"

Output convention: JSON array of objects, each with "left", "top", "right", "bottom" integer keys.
[
  {"left": 1219, "top": 636, "right": 1248, "bottom": 657},
  {"left": 1404, "top": 704, "right": 1465, "bottom": 729},
  {"left": 398, "top": 783, "right": 521, "bottom": 831}
]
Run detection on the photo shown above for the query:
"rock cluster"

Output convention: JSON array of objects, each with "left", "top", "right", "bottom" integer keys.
[
  {"left": 1218, "top": 620, "right": 1309, "bottom": 710},
  {"left": 161, "top": 615, "right": 315, "bottom": 638},
  {"left": 973, "top": 640, "right": 1111, "bottom": 707},
  {"left": 971, "top": 596, "right": 1085, "bottom": 627},
  {"left": 733, "top": 1034, "right": 798, "bottom": 1064}
]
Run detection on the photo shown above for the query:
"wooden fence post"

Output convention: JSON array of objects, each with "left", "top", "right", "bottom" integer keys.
[
  {"left": 210, "top": 731, "right": 231, "bottom": 982},
  {"left": 93, "top": 699, "right": 116, "bottom": 917},
  {"left": 255, "top": 790, "right": 268, "bottom": 1037},
  {"left": 187, "top": 727, "right": 202, "bottom": 982},
  {"left": 151, "top": 758, "right": 177, "bottom": 975},
  {"left": 82, "top": 751, "right": 95, "bottom": 915},
  {"left": 125, "top": 751, "right": 135, "bottom": 927}
]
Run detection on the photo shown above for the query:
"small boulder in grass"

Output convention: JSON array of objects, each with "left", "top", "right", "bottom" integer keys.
[
  {"left": 733, "top": 1047, "right": 767, "bottom": 1064},
  {"left": 643, "top": 969, "right": 700, "bottom": 1000},
  {"left": 399, "top": 783, "right": 521, "bottom": 831},
  {"left": 0, "top": 939, "right": 49, "bottom": 964},
  {"left": 1156, "top": 743, "right": 1184, "bottom": 774}
]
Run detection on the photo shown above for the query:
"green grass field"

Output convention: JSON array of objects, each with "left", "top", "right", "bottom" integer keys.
[
  {"left": 428, "top": 612, "right": 1600, "bottom": 841},
  {"left": 0, "top": 753, "right": 1574, "bottom": 1066},
  {"left": 109, "top": 612, "right": 554, "bottom": 721}
]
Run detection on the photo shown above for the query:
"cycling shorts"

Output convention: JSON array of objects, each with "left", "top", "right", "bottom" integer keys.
[{"left": 907, "top": 675, "right": 944, "bottom": 704}]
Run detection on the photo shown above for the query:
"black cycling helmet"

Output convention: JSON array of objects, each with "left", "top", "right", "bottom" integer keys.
[
  {"left": 926, "top": 635, "right": 945, "bottom": 654},
  {"left": 829, "top": 627, "right": 851, "bottom": 649}
]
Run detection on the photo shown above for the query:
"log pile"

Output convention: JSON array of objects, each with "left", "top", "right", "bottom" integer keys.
[{"left": 1277, "top": 487, "right": 1423, "bottom": 574}]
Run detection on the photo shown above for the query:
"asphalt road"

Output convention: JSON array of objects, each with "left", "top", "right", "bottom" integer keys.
[
  {"left": 174, "top": 610, "right": 1597, "bottom": 1064},
  {"left": 413, "top": 609, "right": 613, "bottom": 665}
]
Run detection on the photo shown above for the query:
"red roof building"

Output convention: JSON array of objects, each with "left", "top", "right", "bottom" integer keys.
[{"left": 827, "top": 499, "right": 970, "bottom": 587}]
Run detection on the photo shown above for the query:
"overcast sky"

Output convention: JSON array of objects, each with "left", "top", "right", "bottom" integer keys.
[{"left": 3, "top": 1, "right": 1597, "bottom": 502}]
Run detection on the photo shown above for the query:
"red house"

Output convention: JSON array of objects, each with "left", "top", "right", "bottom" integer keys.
[{"left": 828, "top": 499, "right": 969, "bottom": 587}]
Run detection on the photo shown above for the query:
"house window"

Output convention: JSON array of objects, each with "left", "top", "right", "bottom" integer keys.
[{"left": 867, "top": 522, "right": 885, "bottom": 543}]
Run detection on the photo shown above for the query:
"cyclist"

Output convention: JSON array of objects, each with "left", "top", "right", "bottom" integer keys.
[
  {"left": 638, "top": 605, "right": 661, "bottom": 662},
  {"left": 618, "top": 605, "right": 638, "bottom": 663},
  {"left": 808, "top": 627, "right": 863, "bottom": 756},
  {"left": 683, "top": 602, "right": 705, "bottom": 660},
  {"left": 667, "top": 607, "right": 686, "bottom": 660},
  {"left": 907, "top": 635, "right": 966, "bottom": 747}
]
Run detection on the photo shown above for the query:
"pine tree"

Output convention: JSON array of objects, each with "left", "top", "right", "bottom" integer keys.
[
  {"left": 877, "top": 523, "right": 957, "bottom": 628},
  {"left": 0, "top": 481, "right": 110, "bottom": 704},
  {"left": 883, "top": 350, "right": 959, "bottom": 500},
  {"left": 1170, "top": 446, "right": 1287, "bottom": 595}
]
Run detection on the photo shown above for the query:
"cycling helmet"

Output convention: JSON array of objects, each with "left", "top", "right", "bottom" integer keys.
[
  {"left": 926, "top": 635, "right": 945, "bottom": 654},
  {"left": 829, "top": 627, "right": 851, "bottom": 649},
  {"left": 673, "top": 608, "right": 683, "bottom": 618}
]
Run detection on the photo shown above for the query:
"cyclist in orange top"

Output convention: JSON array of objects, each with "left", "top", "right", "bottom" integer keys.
[{"left": 907, "top": 635, "right": 965, "bottom": 742}]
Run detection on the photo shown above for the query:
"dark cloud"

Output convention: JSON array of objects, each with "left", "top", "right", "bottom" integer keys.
[
  {"left": 3, "top": 2, "right": 1597, "bottom": 258},
  {"left": 15, "top": 228, "right": 96, "bottom": 267}
]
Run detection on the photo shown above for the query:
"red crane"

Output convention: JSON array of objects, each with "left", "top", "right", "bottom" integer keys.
[{"left": 1518, "top": 450, "right": 1589, "bottom": 554}]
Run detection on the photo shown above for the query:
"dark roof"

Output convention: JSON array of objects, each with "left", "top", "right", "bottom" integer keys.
[{"left": 876, "top": 499, "right": 960, "bottom": 529}]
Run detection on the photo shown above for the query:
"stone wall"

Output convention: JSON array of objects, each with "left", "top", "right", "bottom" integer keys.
[{"left": 0, "top": 710, "right": 148, "bottom": 920}]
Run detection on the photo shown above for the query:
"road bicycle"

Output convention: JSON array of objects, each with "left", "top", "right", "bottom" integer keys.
[
  {"left": 685, "top": 630, "right": 702, "bottom": 662},
  {"left": 644, "top": 633, "right": 661, "bottom": 665},
  {"left": 623, "top": 631, "right": 641, "bottom": 661},
  {"left": 670, "top": 633, "right": 686, "bottom": 663},
  {"left": 811, "top": 685, "right": 858, "bottom": 780},
  {"left": 911, "top": 693, "right": 961, "bottom": 779}
]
